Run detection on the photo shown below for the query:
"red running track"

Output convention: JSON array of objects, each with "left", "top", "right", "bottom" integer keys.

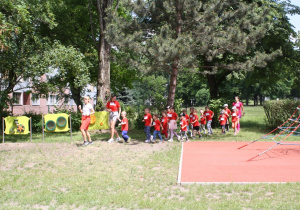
[{"left": 179, "top": 141, "right": 300, "bottom": 183}]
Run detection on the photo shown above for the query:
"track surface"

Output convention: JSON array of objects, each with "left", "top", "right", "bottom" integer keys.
[{"left": 179, "top": 141, "right": 300, "bottom": 183}]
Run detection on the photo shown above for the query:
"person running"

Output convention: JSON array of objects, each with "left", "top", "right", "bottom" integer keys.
[
  {"left": 143, "top": 108, "right": 152, "bottom": 143},
  {"left": 232, "top": 96, "right": 245, "bottom": 132},
  {"left": 199, "top": 109, "right": 206, "bottom": 134},
  {"left": 204, "top": 106, "right": 214, "bottom": 135},
  {"left": 218, "top": 110, "right": 228, "bottom": 134},
  {"left": 182, "top": 109, "right": 190, "bottom": 136},
  {"left": 106, "top": 95, "right": 121, "bottom": 143},
  {"left": 78, "top": 96, "right": 95, "bottom": 146},
  {"left": 231, "top": 106, "right": 239, "bottom": 135},
  {"left": 179, "top": 113, "right": 189, "bottom": 142},
  {"left": 119, "top": 111, "right": 131, "bottom": 143},
  {"left": 189, "top": 107, "right": 195, "bottom": 137},
  {"left": 168, "top": 107, "right": 180, "bottom": 142},
  {"left": 190, "top": 109, "right": 202, "bottom": 139},
  {"left": 223, "top": 104, "right": 231, "bottom": 132},
  {"left": 152, "top": 114, "right": 163, "bottom": 143},
  {"left": 161, "top": 111, "right": 169, "bottom": 139}
]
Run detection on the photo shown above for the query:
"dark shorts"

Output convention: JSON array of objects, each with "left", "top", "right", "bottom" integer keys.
[{"left": 193, "top": 126, "right": 200, "bottom": 131}]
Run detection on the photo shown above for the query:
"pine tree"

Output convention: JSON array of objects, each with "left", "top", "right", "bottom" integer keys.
[{"left": 107, "top": 0, "right": 282, "bottom": 105}]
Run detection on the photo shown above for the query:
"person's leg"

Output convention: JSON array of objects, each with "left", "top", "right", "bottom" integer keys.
[
  {"left": 86, "top": 130, "right": 92, "bottom": 142},
  {"left": 81, "top": 129, "right": 87, "bottom": 141},
  {"left": 207, "top": 121, "right": 211, "bottom": 134},
  {"left": 157, "top": 131, "right": 163, "bottom": 141},
  {"left": 170, "top": 129, "right": 174, "bottom": 140},
  {"left": 110, "top": 120, "right": 116, "bottom": 139},
  {"left": 122, "top": 131, "right": 129, "bottom": 141},
  {"left": 146, "top": 126, "right": 151, "bottom": 140},
  {"left": 153, "top": 130, "right": 157, "bottom": 140}
]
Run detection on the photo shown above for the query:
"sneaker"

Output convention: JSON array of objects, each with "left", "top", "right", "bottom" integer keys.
[
  {"left": 193, "top": 136, "right": 196, "bottom": 139},
  {"left": 145, "top": 139, "right": 150, "bottom": 143},
  {"left": 177, "top": 137, "right": 181, "bottom": 142},
  {"left": 159, "top": 140, "right": 163, "bottom": 144},
  {"left": 116, "top": 137, "right": 121, "bottom": 142},
  {"left": 127, "top": 137, "right": 131, "bottom": 143},
  {"left": 108, "top": 138, "right": 114, "bottom": 143},
  {"left": 88, "top": 141, "right": 93, "bottom": 145},
  {"left": 186, "top": 139, "right": 190, "bottom": 142},
  {"left": 151, "top": 139, "right": 156, "bottom": 143},
  {"left": 168, "top": 139, "right": 173, "bottom": 142},
  {"left": 82, "top": 141, "right": 89, "bottom": 146}
]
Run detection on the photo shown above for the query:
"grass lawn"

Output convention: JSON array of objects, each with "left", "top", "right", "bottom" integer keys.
[{"left": 1, "top": 106, "right": 300, "bottom": 209}]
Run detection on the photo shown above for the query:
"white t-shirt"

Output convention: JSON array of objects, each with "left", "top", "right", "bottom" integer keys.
[{"left": 82, "top": 103, "right": 93, "bottom": 116}]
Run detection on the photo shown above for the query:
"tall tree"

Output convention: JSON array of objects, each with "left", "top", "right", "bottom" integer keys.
[
  {"left": 107, "top": 0, "right": 282, "bottom": 106},
  {"left": 0, "top": 0, "right": 55, "bottom": 115}
]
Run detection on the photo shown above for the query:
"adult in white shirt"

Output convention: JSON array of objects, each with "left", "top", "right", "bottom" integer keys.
[{"left": 78, "top": 96, "right": 95, "bottom": 146}]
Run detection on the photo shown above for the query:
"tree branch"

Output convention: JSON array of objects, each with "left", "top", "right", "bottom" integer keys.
[{"left": 114, "top": 0, "right": 120, "bottom": 14}]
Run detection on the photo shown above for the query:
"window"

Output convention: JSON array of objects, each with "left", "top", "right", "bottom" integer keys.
[
  {"left": 23, "top": 92, "right": 30, "bottom": 105},
  {"left": 48, "top": 94, "right": 58, "bottom": 105},
  {"left": 31, "top": 94, "right": 40, "bottom": 106},
  {"left": 13, "top": 92, "right": 22, "bottom": 105}
]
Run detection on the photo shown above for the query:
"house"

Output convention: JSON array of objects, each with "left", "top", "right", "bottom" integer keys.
[{"left": 8, "top": 77, "right": 97, "bottom": 116}]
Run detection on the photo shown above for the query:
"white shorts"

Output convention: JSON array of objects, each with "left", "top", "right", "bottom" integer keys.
[{"left": 109, "top": 112, "right": 119, "bottom": 122}]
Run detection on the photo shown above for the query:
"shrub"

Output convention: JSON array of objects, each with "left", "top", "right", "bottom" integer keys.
[
  {"left": 23, "top": 111, "right": 43, "bottom": 132},
  {"left": 208, "top": 99, "right": 231, "bottom": 128},
  {"left": 263, "top": 100, "right": 300, "bottom": 129}
]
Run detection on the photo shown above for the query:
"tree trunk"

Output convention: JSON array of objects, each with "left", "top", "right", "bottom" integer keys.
[
  {"left": 167, "top": 65, "right": 178, "bottom": 106},
  {"left": 166, "top": 1, "right": 182, "bottom": 106},
  {"left": 70, "top": 86, "right": 82, "bottom": 111},
  {"left": 96, "top": 38, "right": 111, "bottom": 110},
  {"left": 207, "top": 74, "right": 218, "bottom": 99},
  {"left": 259, "top": 95, "right": 263, "bottom": 106}
]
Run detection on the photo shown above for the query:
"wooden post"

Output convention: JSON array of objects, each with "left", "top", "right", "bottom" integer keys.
[
  {"left": 42, "top": 115, "right": 44, "bottom": 142},
  {"left": 30, "top": 117, "right": 32, "bottom": 143},
  {"left": 2, "top": 117, "right": 4, "bottom": 143},
  {"left": 69, "top": 114, "right": 72, "bottom": 141}
]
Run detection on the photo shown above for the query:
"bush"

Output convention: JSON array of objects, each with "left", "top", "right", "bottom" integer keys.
[
  {"left": 208, "top": 99, "right": 231, "bottom": 128},
  {"left": 263, "top": 100, "right": 300, "bottom": 129},
  {"left": 23, "top": 111, "right": 43, "bottom": 132}
]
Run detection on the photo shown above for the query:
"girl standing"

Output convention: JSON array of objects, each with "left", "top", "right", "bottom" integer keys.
[
  {"left": 168, "top": 107, "right": 180, "bottom": 142},
  {"left": 232, "top": 96, "right": 245, "bottom": 132},
  {"left": 106, "top": 95, "right": 121, "bottom": 143},
  {"left": 78, "top": 96, "right": 95, "bottom": 146}
]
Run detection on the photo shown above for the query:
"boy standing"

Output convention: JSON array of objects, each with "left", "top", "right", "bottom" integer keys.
[
  {"left": 190, "top": 109, "right": 202, "bottom": 139},
  {"left": 224, "top": 104, "right": 231, "bottom": 132},
  {"left": 218, "top": 110, "right": 228, "bottom": 134},
  {"left": 142, "top": 108, "right": 152, "bottom": 143},
  {"left": 200, "top": 109, "right": 206, "bottom": 134},
  {"left": 180, "top": 113, "right": 189, "bottom": 142},
  {"left": 161, "top": 111, "right": 169, "bottom": 139},
  {"left": 152, "top": 114, "right": 163, "bottom": 143},
  {"left": 204, "top": 106, "right": 214, "bottom": 135}
]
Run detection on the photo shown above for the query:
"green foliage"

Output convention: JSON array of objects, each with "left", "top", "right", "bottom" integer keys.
[
  {"left": 208, "top": 99, "right": 231, "bottom": 128},
  {"left": 22, "top": 111, "right": 43, "bottom": 133},
  {"left": 263, "top": 100, "right": 300, "bottom": 129}
]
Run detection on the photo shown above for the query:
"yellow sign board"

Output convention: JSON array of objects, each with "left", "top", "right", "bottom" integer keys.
[
  {"left": 4, "top": 116, "right": 30, "bottom": 135},
  {"left": 44, "top": 113, "right": 69, "bottom": 132},
  {"left": 88, "top": 111, "right": 109, "bottom": 130}
]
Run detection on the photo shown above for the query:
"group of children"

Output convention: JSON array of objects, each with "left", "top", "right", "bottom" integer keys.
[{"left": 118, "top": 104, "right": 241, "bottom": 143}]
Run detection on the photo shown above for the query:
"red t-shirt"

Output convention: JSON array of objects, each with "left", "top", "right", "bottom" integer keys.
[
  {"left": 170, "top": 112, "right": 178, "bottom": 120},
  {"left": 121, "top": 118, "right": 128, "bottom": 131},
  {"left": 106, "top": 101, "right": 120, "bottom": 112},
  {"left": 191, "top": 114, "right": 200, "bottom": 127},
  {"left": 144, "top": 113, "right": 152, "bottom": 126},
  {"left": 153, "top": 119, "right": 161, "bottom": 131},
  {"left": 185, "top": 114, "right": 189, "bottom": 122},
  {"left": 219, "top": 114, "right": 227, "bottom": 125},
  {"left": 180, "top": 118, "right": 188, "bottom": 131},
  {"left": 161, "top": 117, "right": 168, "bottom": 129},
  {"left": 225, "top": 108, "right": 231, "bottom": 117},
  {"left": 189, "top": 113, "right": 194, "bottom": 124},
  {"left": 167, "top": 111, "right": 172, "bottom": 121},
  {"left": 204, "top": 110, "right": 214, "bottom": 121},
  {"left": 231, "top": 112, "right": 238, "bottom": 122},
  {"left": 200, "top": 114, "right": 206, "bottom": 125}
]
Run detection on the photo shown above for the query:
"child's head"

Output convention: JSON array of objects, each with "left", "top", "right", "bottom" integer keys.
[
  {"left": 180, "top": 113, "right": 186, "bottom": 119},
  {"left": 170, "top": 107, "right": 175, "bottom": 112},
  {"left": 220, "top": 109, "right": 225, "bottom": 114},
  {"left": 205, "top": 106, "right": 210, "bottom": 111},
  {"left": 153, "top": 114, "right": 159, "bottom": 120},
  {"left": 144, "top": 108, "right": 150, "bottom": 114},
  {"left": 190, "top": 107, "right": 194, "bottom": 113},
  {"left": 232, "top": 106, "right": 237, "bottom": 112},
  {"left": 194, "top": 109, "right": 198, "bottom": 114},
  {"left": 162, "top": 111, "right": 167, "bottom": 117},
  {"left": 182, "top": 109, "right": 187, "bottom": 114},
  {"left": 121, "top": 111, "right": 126, "bottom": 118},
  {"left": 166, "top": 106, "right": 171, "bottom": 112},
  {"left": 224, "top": 104, "right": 228, "bottom": 109},
  {"left": 200, "top": 109, "right": 204, "bottom": 114}
]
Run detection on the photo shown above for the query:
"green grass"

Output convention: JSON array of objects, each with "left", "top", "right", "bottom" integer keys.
[{"left": 1, "top": 106, "right": 300, "bottom": 209}]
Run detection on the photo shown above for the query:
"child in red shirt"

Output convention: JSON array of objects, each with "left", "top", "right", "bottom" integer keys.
[
  {"left": 142, "top": 108, "right": 152, "bottom": 143},
  {"left": 199, "top": 109, "right": 206, "bottom": 134},
  {"left": 224, "top": 104, "right": 231, "bottom": 132},
  {"left": 189, "top": 107, "right": 194, "bottom": 137},
  {"left": 119, "top": 111, "right": 131, "bottom": 143},
  {"left": 151, "top": 114, "right": 163, "bottom": 143},
  {"left": 231, "top": 106, "right": 239, "bottom": 135},
  {"left": 161, "top": 111, "right": 168, "bottom": 139},
  {"left": 204, "top": 106, "right": 214, "bottom": 135},
  {"left": 190, "top": 109, "right": 202, "bottom": 139},
  {"left": 218, "top": 110, "right": 228, "bottom": 134},
  {"left": 179, "top": 113, "right": 189, "bottom": 142}
]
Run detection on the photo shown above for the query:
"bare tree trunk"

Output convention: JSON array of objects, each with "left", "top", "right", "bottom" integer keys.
[
  {"left": 96, "top": 37, "right": 111, "bottom": 110},
  {"left": 207, "top": 74, "right": 218, "bottom": 99},
  {"left": 167, "top": 64, "right": 178, "bottom": 106}
]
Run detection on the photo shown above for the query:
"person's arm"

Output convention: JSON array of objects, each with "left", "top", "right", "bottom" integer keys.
[
  {"left": 150, "top": 117, "right": 153, "bottom": 125},
  {"left": 90, "top": 105, "right": 95, "bottom": 115},
  {"left": 118, "top": 106, "right": 121, "bottom": 119},
  {"left": 211, "top": 111, "right": 214, "bottom": 118},
  {"left": 78, "top": 105, "right": 83, "bottom": 114},
  {"left": 241, "top": 104, "right": 245, "bottom": 116},
  {"left": 106, "top": 102, "right": 111, "bottom": 112}
]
